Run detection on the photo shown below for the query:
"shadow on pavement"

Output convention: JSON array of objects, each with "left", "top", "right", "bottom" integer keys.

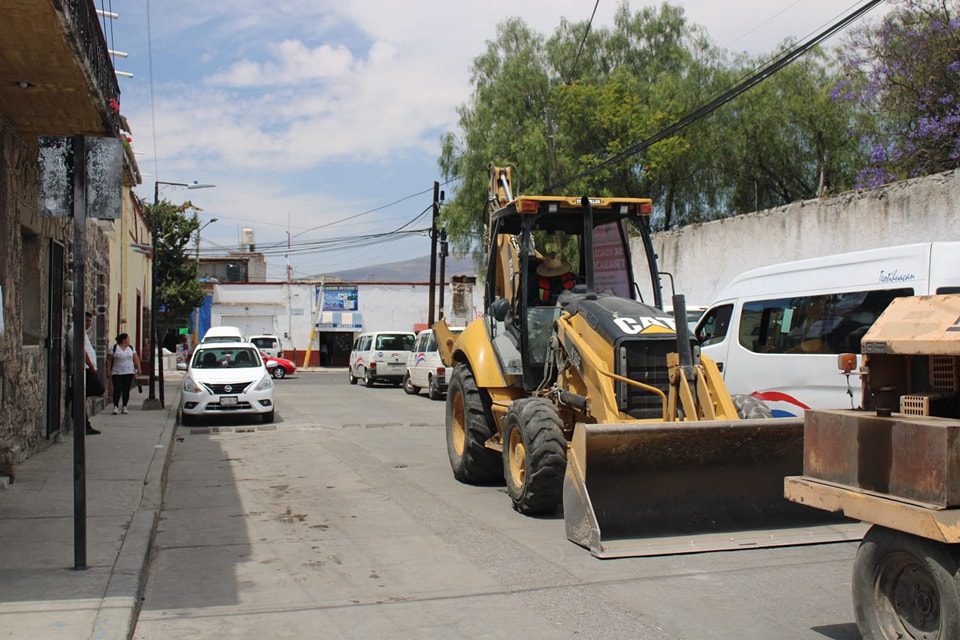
[{"left": 811, "top": 623, "right": 860, "bottom": 639}]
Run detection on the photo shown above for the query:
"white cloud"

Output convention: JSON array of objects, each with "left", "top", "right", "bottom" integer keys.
[{"left": 209, "top": 40, "right": 354, "bottom": 87}]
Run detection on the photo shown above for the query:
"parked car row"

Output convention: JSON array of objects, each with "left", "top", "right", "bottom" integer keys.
[{"left": 348, "top": 328, "right": 463, "bottom": 401}]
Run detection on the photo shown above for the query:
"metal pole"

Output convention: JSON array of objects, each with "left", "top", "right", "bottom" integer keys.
[
  {"left": 438, "top": 230, "right": 448, "bottom": 320},
  {"left": 71, "top": 135, "right": 87, "bottom": 570},
  {"left": 427, "top": 181, "right": 439, "bottom": 327},
  {"left": 143, "top": 182, "right": 161, "bottom": 409},
  {"left": 193, "top": 212, "right": 201, "bottom": 348}
]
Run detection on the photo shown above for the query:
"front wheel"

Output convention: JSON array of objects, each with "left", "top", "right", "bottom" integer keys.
[
  {"left": 403, "top": 372, "right": 421, "bottom": 395},
  {"left": 853, "top": 525, "right": 960, "bottom": 640},
  {"left": 445, "top": 364, "right": 500, "bottom": 484},
  {"left": 272, "top": 366, "right": 286, "bottom": 379},
  {"left": 180, "top": 411, "right": 196, "bottom": 427},
  {"left": 348, "top": 368, "right": 358, "bottom": 385},
  {"left": 502, "top": 398, "right": 567, "bottom": 515},
  {"left": 262, "top": 410, "right": 275, "bottom": 424},
  {"left": 363, "top": 368, "right": 375, "bottom": 388},
  {"left": 732, "top": 394, "right": 773, "bottom": 419}
]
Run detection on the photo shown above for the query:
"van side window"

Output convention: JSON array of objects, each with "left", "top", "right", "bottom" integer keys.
[
  {"left": 359, "top": 336, "right": 371, "bottom": 351},
  {"left": 426, "top": 332, "right": 438, "bottom": 352},
  {"left": 414, "top": 334, "right": 427, "bottom": 352},
  {"left": 739, "top": 288, "right": 913, "bottom": 355},
  {"left": 696, "top": 304, "right": 733, "bottom": 346},
  {"left": 937, "top": 287, "right": 960, "bottom": 294}
]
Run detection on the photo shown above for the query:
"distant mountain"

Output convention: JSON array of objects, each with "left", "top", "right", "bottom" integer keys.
[{"left": 315, "top": 254, "right": 478, "bottom": 282}]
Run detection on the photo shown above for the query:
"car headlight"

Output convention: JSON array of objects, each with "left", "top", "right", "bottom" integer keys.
[
  {"left": 253, "top": 374, "right": 273, "bottom": 392},
  {"left": 183, "top": 378, "right": 203, "bottom": 393}
]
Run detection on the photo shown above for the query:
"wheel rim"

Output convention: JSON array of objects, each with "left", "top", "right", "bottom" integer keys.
[
  {"left": 508, "top": 427, "right": 526, "bottom": 489},
  {"left": 876, "top": 552, "right": 941, "bottom": 640},
  {"left": 451, "top": 390, "right": 466, "bottom": 456},
  {"left": 275, "top": 368, "right": 285, "bottom": 378}
]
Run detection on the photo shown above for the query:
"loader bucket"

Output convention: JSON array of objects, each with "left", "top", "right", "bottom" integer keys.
[{"left": 564, "top": 420, "right": 865, "bottom": 558}]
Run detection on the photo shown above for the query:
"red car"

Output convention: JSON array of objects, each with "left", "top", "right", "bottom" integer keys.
[{"left": 260, "top": 352, "right": 297, "bottom": 379}]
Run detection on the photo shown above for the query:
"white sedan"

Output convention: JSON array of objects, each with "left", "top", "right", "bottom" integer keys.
[{"left": 180, "top": 342, "right": 275, "bottom": 426}]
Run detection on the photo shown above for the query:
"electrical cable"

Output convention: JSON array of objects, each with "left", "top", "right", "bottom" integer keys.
[
  {"left": 145, "top": 0, "right": 160, "bottom": 187},
  {"left": 544, "top": 0, "right": 884, "bottom": 193},
  {"left": 566, "top": 0, "right": 601, "bottom": 83}
]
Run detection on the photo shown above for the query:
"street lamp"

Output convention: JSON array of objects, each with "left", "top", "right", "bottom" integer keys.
[
  {"left": 144, "top": 180, "right": 216, "bottom": 410},
  {"left": 193, "top": 216, "right": 218, "bottom": 348}
]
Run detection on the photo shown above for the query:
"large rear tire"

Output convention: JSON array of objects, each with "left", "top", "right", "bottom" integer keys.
[
  {"left": 364, "top": 368, "right": 375, "bottom": 388},
  {"left": 502, "top": 397, "right": 567, "bottom": 515},
  {"left": 853, "top": 525, "right": 960, "bottom": 640},
  {"left": 732, "top": 394, "right": 773, "bottom": 419},
  {"left": 428, "top": 375, "right": 443, "bottom": 401},
  {"left": 348, "top": 369, "right": 358, "bottom": 385},
  {"left": 445, "top": 364, "right": 500, "bottom": 484}
]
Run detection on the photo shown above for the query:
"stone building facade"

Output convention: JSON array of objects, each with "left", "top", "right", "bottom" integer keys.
[{"left": 0, "top": 0, "right": 124, "bottom": 476}]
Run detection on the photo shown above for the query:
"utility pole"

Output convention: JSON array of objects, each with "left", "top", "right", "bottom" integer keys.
[
  {"left": 286, "top": 212, "right": 292, "bottom": 357},
  {"left": 70, "top": 135, "right": 87, "bottom": 570},
  {"left": 427, "top": 181, "right": 440, "bottom": 327},
  {"left": 438, "top": 229, "right": 448, "bottom": 320}
]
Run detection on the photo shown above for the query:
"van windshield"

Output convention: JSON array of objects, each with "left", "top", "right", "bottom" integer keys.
[
  {"left": 192, "top": 347, "right": 261, "bottom": 368},
  {"left": 251, "top": 337, "right": 276, "bottom": 349},
  {"left": 203, "top": 336, "right": 241, "bottom": 344},
  {"left": 375, "top": 334, "right": 415, "bottom": 351}
]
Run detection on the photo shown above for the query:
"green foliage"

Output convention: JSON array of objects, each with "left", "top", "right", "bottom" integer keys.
[
  {"left": 145, "top": 199, "right": 204, "bottom": 329},
  {"left": 439, "top": 1, "right": 865, "bottom": 250}
]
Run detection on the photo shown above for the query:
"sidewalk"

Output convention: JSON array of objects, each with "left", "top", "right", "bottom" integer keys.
[{"left": 0, "top": 381, "right": 180, "bottom": 640}]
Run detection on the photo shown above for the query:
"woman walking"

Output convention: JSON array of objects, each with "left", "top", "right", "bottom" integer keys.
[{"left": 108, "top": 333, "right": 141, "bottom": 415}]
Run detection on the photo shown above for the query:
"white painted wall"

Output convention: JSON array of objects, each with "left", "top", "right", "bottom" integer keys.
[
  {"left": 210, "top": 280, "right": 483, "bottom": 351},
  {"left": 632, "top": 170, "right": 960, "bottom": 306}
]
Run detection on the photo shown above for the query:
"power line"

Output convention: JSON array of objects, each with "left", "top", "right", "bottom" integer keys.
[
  {"left": 566, "top": 0, "right": 601, "bottom": 83},
  {"left": 545, "top": 0, "right": 884, "bottom": 193}
]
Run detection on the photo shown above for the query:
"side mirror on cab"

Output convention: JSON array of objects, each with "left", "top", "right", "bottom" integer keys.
[{"left": 490, "top": 298, "right": 510, "bottom": 322}]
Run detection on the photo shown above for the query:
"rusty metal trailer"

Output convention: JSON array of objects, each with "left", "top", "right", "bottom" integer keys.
[{"left": 785, "top": 295, "right": 960, "bottom": 640}]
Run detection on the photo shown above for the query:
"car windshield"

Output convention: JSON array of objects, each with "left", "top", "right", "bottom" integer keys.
[
  {"left": 375, "top": 334, "right": 415, "bottom": 350},
  {"left": 192, "top": 347, "right": 261, "bottom": 368}
]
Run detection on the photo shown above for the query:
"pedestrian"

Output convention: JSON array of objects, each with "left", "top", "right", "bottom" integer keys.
[
  {"left": 65, "top": 311, "right": 102, "bottom": 435},
  {"left": 108, "top": 332, "right": 141, "bottom": 415}
]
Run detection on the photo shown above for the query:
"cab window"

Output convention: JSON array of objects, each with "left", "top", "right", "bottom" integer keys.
[{"left": 696, "top": 304, "right": 733, "bottom": 347}]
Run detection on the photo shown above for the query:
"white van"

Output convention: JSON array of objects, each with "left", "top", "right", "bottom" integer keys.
[
  {"left": 348, "top": 331, "right": 416, "bottom": 387},
  {"left": 249, "top": 334, "right": 283, "bottom": 359},
  {"left": 696, "top": 243, "right": 960, "bottom": 416},
  {"left": 403, "top": 328, "right": 463, "bottom": 400},
  {"left": 202, "top": 326, "right": 245, "bottom": 344}
]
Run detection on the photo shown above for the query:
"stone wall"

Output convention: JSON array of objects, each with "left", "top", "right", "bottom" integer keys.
[
  {"left": 0, "top": 120, "right": 112, "bottom": 475},
  {"left": 633, "top": 170, "right": 960, "bottom": 306}
]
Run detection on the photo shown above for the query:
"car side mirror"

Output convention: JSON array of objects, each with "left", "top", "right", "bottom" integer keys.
[
  {"left": 176, "top": 362, "right": 187, "bottom": 371},
  {"left": 490, "top": 298, "right": 510, "bottom": 322}
]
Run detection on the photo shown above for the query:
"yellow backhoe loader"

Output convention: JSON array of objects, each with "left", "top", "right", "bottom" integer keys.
[{"left": 435, "top": 166, "right": 857, "bottom": 557}]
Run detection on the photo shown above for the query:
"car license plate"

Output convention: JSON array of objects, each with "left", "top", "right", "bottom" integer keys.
[{"left": 221, "top": 396, "right": 238, "bottom": 407}]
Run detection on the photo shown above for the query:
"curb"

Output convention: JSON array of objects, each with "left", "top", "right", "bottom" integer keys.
[{"left": 89, "top": 384, "right": 180, "bottom": 640}]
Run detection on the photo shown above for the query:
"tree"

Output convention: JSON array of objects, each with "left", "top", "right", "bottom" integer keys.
[
  {"left": 834, "top": 0, "right": 960, "bottom": 187},
  {"left": 145, "top": 199, "right": 204, "bottom": 332}
]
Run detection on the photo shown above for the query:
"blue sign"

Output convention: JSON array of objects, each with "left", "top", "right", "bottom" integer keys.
[{"left": 322, "top": 285, "right": 358, "bottom": 311}]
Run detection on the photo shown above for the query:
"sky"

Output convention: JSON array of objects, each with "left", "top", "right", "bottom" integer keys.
[{"left": 107, "top": 0, "right": 888, "bottom": 281}]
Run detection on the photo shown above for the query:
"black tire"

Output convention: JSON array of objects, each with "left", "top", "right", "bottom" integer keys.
[
  {"left": 272, "top": 366, "right": 286, "bottom": 379},
  {"left": 445, "top": 364, "right": 501, "bottom": 484},
  {"left": 403, "top": 372, "right": 421, "bottom": 395},
  {"left": 348, "top": 369, "right": 358, "bottom": 385},
  {"left": 363, "top": 368, "right": 375, "bottom": 388},
  {"left": 428, "top": 375, "right": 443, "bottom": 401},
  {"left": 262, "top": 410, "right": 275, "bottom": 424},
  {"left": 180, "top": 411, "right": 196, "bottom": 427},
  {"left": 853, "top": 525, "right": 960, "bottom": 640},
  {"left": 732, "top": 393, "right": 773, "bottom": 419},
  {"left": 502, "top": 397, "right": 567, "bottom": 515}
]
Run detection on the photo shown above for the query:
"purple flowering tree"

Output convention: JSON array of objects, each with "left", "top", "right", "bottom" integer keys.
[{"left": 834, "top": 0, "right": 960, "bottom": 188}]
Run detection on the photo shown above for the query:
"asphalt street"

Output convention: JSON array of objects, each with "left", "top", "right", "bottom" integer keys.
[{"left": 134, "top": 372, "right": 862, "bottom": 639}]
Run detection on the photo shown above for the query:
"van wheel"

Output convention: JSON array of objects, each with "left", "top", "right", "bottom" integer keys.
[
  {"left": 732, "top": 394, "right": 773, "bottom": 419},
  {"left": 446, "top": 365, "right": 501, "bottom": 484},
  {"left": 403, "top": 372, "right": 420, "bottom": 395},
  {"left": 348, "top": 369, "right": 358, "bottom": 385},
  {"left": 502, "top": 398, "right": 566, "bottom": 515},
  {"left": 428, "top": 375, "right": 443, "bottom": 401},
  {"left": 853, "top": 525, "right": 960, "bottom": 640},
  {"left": 363, "top": 368, "right": 375, "bottom": 388}
]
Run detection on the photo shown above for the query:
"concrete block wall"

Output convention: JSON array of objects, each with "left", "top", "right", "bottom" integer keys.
[{"left": 633, "top": 170, "right": 960, "bottom": 306}]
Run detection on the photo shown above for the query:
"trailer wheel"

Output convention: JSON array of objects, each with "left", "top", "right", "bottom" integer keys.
[
  {"left": 732, "top": 394, "right": 773, "bottom": 419},
  {"left": 853, "top": 525, "right": 960, "bottom": 640},
  {"left": 502, "top": 398, "right": 566, "bottom": 515},
  {"left": 445, "top": 364, "right": 500, "bottom": 484}
]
